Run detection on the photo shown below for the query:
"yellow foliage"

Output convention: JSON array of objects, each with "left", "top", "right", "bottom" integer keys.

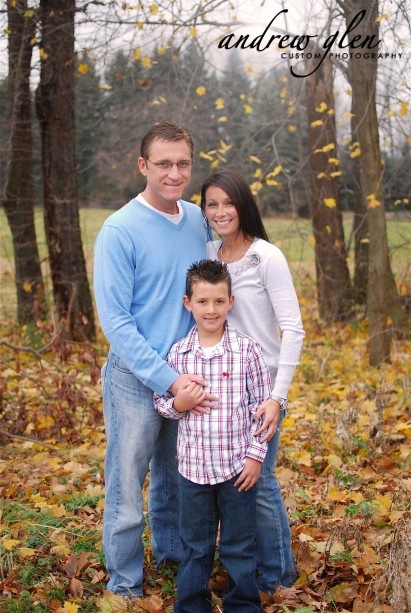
[
  {"left": 215, "top": 97, "right": 225, "bottom": 110},
  {"left": 399, "top": 100, "right": 408, "bottom": 116},
  {"left": 141, "top": 56, "right": 152, "bottom": 69},
  {"left": 2, "top": 538, "right": 20, "bottom": 550},
  {"left": 315, "top": 102, "right": 328, "bottom": 113},
  {"left": 323, "top": 198, "right": 336, "bottom": 208},
  {"left": 149, "top": 3, "right": 159, "bottom": 14},
  {"left": 196, "top": 86, "right": 206, "bottom": 96},
  {"left": 39, "top": 48, "right": 48, "bottom": 60},
  {"left": 189, "top": 26, "right": 198, "bottom": 37},
  {"left": 77, "top": 63, "right": 89, "bottom": 75},
  {"left": 249, "top": 155, "right": 261, "bottom": 164},
  {"left": 243, "top": 104, "right": 253, "bottom": 114}
]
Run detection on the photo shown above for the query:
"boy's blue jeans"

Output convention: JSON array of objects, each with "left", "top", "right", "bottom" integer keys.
[
  {"left": 256, "top": 408, "right": 297, "bottom": 593},
  {"left": 175, "top": 474, "right": 261, "bottom": 613},
  {"left": 101, "top": 353, "right": 182, "bottom": 595}
]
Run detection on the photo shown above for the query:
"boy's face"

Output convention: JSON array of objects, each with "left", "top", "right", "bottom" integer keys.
[{"left": 183, "top": 281, "right": 234, "bottom": 338}]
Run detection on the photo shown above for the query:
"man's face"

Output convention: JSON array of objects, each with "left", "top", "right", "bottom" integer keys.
[{"left": 138, "top": 138, "right": 192, "bottom": 213}]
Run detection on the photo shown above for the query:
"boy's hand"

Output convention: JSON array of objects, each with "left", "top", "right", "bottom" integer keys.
[
  {"left": 173, "top": 382, "right": 206, "bottom": 412},
  {"left": 234, "top": 458, "right": 262, "bottom": 492},
  {"left": 169, "top": 375, "right": 217, "bottom": 415}
]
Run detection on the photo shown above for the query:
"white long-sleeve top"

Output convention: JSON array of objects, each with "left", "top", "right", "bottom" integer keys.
[{"left": 207, "top": 238, "right": 305, "bottom": 399}]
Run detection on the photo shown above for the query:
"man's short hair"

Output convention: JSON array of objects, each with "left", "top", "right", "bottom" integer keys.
[
  {"left": 141, "top": 121, "right": 194, "bottom": 159},
  {"left": 186, "top": 259, "right": 231, "bottom": 298}
]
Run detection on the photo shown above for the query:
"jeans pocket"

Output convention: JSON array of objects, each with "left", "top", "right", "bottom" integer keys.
[{"left": 100, "top": 361, "right": 107, "bottom": 394}]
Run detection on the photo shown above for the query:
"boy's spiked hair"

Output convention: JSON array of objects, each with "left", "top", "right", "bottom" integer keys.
[{"left": 185, "top": 259, "right": 231, "bottom": 298}]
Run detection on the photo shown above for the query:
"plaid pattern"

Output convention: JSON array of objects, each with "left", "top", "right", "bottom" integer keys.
[{"left": 154, "top": 322, "right": 272, "bottom": 485}]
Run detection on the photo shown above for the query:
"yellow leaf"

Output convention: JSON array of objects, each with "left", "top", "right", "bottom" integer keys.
[
  {"left": 39, "top": 48, "right": 48, "bottom": 60},
  {"left": 350, "top": 147, "right": 361, "bottom": 158},
  {"left": 199, "top": 151, "right": 214, "bottom": 161},
  {"left": 62, "top": 602, "right": 80, "bottom": 613},
  {"left": 287, "top": 125, "right": 297, "bottom": 132},
  {"left": 249, "top": 155, "right": 261, "bottom": 164},
  {"left": 210, "top": 159, "right": 220, "bottom": 169},
  {"left": 99, "top": 83, "right": 112, "bottom": 90},
  {"left": 49, "top": 504, "right": 67, "bottom": 518},
  {"left": 376, "top": 12, "right": 389, "bottom": 23},
  {"left": 328, "top": 485, "right": 346, "bottom": 500},
  {"left": 327, "top": 454, "right": 342, "bottom": 468},
  {"left": 399, "top": 101, "right": 408, "bottom": 116},
  {"left": 22, "top": 281, "right": 32, "bottom": 292},
  {"left": 149, "top": 3, "right": 159, "bottom": 14},
  {"left": 2, "top": 539, "right": 20, "bottom": 550},
  {"left": 308, "top": 235, "right": 316, "bottom": 246},
  {"left": 77, "top": 63, "right": 89, "bottom": 75},
  {"left": 196, "top": 86, "right": 206, "bottom": 96},
  {"left": 141, "top": 56, "right": 152, "bottom": 69},
  {"left": 323, "top": 198, "right": 336, "bottom": 208},
  {"left": 249, "top": 181, "right": 263, "bottom": 194},
  {"left": 136, "top": 21, "right": 144, "bottom": 29},
  {"left": 315, "top": 102, "right": 328, "bottom": 113},
  {"left": 254, "top": 168, "right": 262, "bottom": 178},
  {"left": 266, "top": 165, "right": 282, "bottom": 178},
  {"left": 266, "top": 179, "right": 281, "bottom": 187},
  {"left": 189, "top": 26, "right": 198, "bottom": 37},
  {"left": 330, "top": 171, "right": 342, "bottom": 178},
  {"left": 280, "top": 87, "right": 287, "bottom": 99},
  {"left": 217, "top": 116, "right": 227, "bottom": 122},
  {"left": 322, "top": 143, "right": 335, "bottom": 153},
  {"left": 218, "top": 140, "right": 231, "bottom": 153},
  {"left": 310, "top": 120, "right": 323, "bottom": 128},
  {"left": 24, "top": 9, "right": 35, "bottom": 17},
  {"left": 191, "top": 193, "right": 201, "bottom": 205},
  {"left": 327, "top": 108, "right": 335, "bottom": 115},
  {"left": 19, "top": 547, "right": 36, "bottom": 558},
  {"left": 243, "top": 104, "right": 253, "bottom": 114},
  {"left": 328, "top": 157, "right": 340, "bottom": 165},
  {"left": 157, "top": 46, "right": 171, "bottom": 55},
  {"left": 403, "top": 198, "right": 409, "bottom": 204},
  {"left": 317, "top": 172, "right": 327, "bottom": 179},
  {"left": 342, "top": 111, "right": 354, "bottom": 118},
  {"left": 215, "top": 97, "right": 225, "bottom": 110},
  {"left": 325, "top": 225, "right": 331, "bottom": 233},
  {"left": 96, "top": 591, "right": 129, "bottom": 612}
]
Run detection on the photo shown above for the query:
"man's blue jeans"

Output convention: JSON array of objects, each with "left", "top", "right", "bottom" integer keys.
[
  {"left": 256, "top": 408, "right": 297, "bottom": 593},
  {"left": 101, "top": 352, "right": 182, "bottom": 595},
  {"left": 175, "top": 474, "right": 261, "bottom": 613}
]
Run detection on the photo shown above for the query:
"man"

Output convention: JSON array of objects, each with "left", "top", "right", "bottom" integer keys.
[{"left": 93, "top": 122, "right": 213, "bottom": 596}]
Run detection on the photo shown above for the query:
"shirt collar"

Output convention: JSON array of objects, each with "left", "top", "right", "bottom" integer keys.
[{"left": 177, "top": 321, "right": 241, "bottom": 355}]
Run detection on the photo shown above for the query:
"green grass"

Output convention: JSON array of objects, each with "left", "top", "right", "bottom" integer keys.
[{"left": 1, "top": 207, "right": 410, "bottom": 317}]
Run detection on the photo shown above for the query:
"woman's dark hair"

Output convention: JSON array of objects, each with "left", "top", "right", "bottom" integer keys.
[{"left": 200, "top": 169, "right": 269, "bottom": 242}]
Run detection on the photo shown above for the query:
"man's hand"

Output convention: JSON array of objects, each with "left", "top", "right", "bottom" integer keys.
[
  {"left": 168, "top": 374, "right": 217, "bottom": 415},
  {"left": 173, "top": 382, "right": 206, "bottom": 412},
  {"left": 234, "top": 458, "right": 262, "bottom": 492},
  {"left": 253, "top": 398, "right": 281, "bottom": 442}
]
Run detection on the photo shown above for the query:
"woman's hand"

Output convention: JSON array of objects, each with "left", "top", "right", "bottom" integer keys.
[{"left": 253, "top": 398, "right": 282, "bottom": 442}]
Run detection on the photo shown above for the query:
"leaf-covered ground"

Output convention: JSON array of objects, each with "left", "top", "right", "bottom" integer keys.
[{"left": 1, "top": 286, "right": 410, "bottom": 613}]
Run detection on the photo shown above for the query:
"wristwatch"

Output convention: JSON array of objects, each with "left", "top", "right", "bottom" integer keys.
[{"left": 271, "top": 395, "right": 287, "bottom": 407}]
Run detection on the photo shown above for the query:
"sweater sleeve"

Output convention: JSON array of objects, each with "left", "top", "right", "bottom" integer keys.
[
  {"left": 260, "top": 245, "right": 305, "bottom": 399},
  {"left": 93, "top": 224, "right": 177, "bottom": 394}
]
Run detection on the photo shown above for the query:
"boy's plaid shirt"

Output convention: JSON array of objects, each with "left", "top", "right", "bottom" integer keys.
[{"left": 154, "top": 322, "right": 272, "bottom": 485}]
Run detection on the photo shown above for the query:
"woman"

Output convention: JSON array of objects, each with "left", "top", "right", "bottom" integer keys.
[{"left": 201, "top": 169, "right": 305, "bottom": 595}]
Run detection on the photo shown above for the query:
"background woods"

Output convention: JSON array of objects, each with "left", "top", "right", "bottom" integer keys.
[{"left": 0, "top": 0, "right": 410, "bottom": 611}]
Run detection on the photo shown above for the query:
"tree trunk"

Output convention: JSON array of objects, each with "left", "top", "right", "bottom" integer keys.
[
  {"left": 36, "top": 0, "right": 95, "bottom": 341},
  {"left": 341, "top": 0, "right": 407, "bottom": 364},
  {"left": 3, "top": 0, "right": 46, "bottom": 323},
  {"left": 305, "top": 56, "right": 352, "bottom": 322},
  {"left": 350, "top": 122, "right": 368, "bottom": 305}
]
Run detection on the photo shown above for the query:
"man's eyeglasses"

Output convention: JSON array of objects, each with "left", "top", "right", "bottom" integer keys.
[{"left": 146, "top": 159, "right": 193, "bottom": 171}]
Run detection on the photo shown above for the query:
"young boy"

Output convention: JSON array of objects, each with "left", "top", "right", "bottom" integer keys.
[{"left": 154, "top": 259, "right": 272, "bottom": 613}]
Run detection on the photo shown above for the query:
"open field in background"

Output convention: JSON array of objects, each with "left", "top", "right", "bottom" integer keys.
[{"left": 1, "top": 207, "right": 410, "bottom": 318}]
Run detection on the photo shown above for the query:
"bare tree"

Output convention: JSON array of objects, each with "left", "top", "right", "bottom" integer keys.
[
  {"left": 305, "top": 56, "right": 352, "bottom": 322},
  {"left": 337, "top": 0, "right": 407, "bottom": 364},
  {"left": 36, "top": 0, "right": 95, "bottom": 341},
  {"left": 2, "top": 0, "right": 45, "bottom": 323}
]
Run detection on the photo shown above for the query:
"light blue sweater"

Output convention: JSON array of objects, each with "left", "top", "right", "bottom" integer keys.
[{"left": 93, "top": 198, "right": 208, "bottom": 395}]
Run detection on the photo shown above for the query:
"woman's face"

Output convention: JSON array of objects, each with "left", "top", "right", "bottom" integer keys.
[{"left": 204, "top": 185, "right": 241, "bottom": 240}]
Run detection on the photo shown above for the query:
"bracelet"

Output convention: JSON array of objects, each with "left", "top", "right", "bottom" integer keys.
[{"left": 271, "top": 395, "right": 287, "bottom": 407}]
